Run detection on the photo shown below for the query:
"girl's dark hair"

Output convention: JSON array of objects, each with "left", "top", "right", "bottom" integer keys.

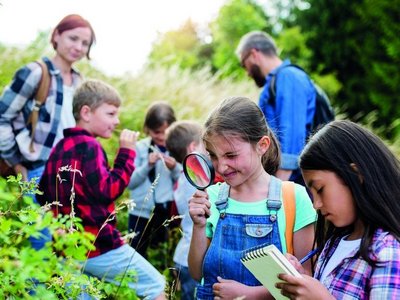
[
  {"left": 51, "top": 14, "right": 96, "bottom": 59},
  {"left": 300, "top": 120, "right": 400, "bottom": 266},
  {"left": 144, "top": 101, "right": 176, "bottom": 132},
  {"left": 203, "top": 96, "right": 280, "bottom": 175}
]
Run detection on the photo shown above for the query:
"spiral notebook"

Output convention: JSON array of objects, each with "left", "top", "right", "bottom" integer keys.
[{"left": 241, "top": 244, "right": 301, "bottom": 300}]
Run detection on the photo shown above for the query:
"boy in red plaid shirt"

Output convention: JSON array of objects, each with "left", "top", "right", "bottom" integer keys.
[{"left": 38, "top": 79, "right": 166, "bottom": 299}]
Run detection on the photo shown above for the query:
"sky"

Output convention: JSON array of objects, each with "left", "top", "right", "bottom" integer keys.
[{"left": 0, "top": 0, "right": 225, "bottom": 76}]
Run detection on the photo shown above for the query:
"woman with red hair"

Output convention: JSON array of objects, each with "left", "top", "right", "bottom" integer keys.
[
  {"left": 0, "top": 14, "right": 95, "bottom": 182},
  {"left": 0, "top": 14, "right": 96, "bottom": 249}
]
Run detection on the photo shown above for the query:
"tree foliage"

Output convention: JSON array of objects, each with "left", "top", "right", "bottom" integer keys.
[
  {"left": 147, "top": 20, "right": 205, "bottom": 70},
  {"left": 0, "top": 32, "right": 50, "bottom": 90},
  {"left": 146, "top": 0, "right": 270, "bottom": 79},
  {"left": 146, "top": 0, "right": 341, "bottom": 104},
  {"left": 210, "top": 0, "right": 270, "bottom": 78},
  {"left": 292, "top": 0, "right": 400, "bottom": 137}
]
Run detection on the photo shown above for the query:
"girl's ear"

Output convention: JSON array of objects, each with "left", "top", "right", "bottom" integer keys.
[
  {"left": 257, "top": 136, "right": 271, "bottom": 155},
  {"left": 350, "top": 163, "right": 363, "bottom": 183}
]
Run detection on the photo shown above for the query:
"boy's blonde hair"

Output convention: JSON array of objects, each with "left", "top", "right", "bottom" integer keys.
[
  {"left": 166, "top": 120, "right": 203, "bottom": 163},
  {"left": 73, "top": 79, "right": 121, "bottom": 120}
]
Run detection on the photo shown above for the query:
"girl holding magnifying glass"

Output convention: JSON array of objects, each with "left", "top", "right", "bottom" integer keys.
[{"left": 188, "top": 96, "right": 317, "bottom": 299}]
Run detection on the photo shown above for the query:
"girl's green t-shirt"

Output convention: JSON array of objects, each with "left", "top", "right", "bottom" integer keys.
[{"left": 205, "top": 182, "right": 317, "bottom": 253}]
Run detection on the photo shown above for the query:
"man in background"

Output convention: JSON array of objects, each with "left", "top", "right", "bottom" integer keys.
[{"left": 236, "top": 31, "right": 316, "bottom": 185}]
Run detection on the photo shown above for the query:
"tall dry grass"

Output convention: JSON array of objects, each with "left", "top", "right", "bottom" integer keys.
[
  {"left": 119, "top": 65, "right": 258, "bottom": 124},
  {"left": 101, "top": 64, "right": 260, "bottom": 158}
]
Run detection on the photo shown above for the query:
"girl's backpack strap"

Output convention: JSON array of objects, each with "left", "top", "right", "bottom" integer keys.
[{"left": 282, "top": 181, "right": 296, "bottom": 254}]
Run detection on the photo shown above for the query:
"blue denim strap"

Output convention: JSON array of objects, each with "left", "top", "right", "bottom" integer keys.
[
  {"left": 266, "top": 176, "right": 282, "bottom": 222},
  {"left": 215, "top": 183, "right": 229, "bottom": 218}
]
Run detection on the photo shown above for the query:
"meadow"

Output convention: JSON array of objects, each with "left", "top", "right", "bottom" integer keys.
[{"left": 1, "top": 40, "right": 399, "bottom": 298}]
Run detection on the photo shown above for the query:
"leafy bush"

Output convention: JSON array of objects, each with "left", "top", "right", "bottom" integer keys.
[{"left": 0, "top": 175, "right": 137, "bottom": 299}]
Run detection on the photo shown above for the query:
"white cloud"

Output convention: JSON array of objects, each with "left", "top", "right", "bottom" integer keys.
[{"left": 0, "top": 0, "right": 225, "bottom": 76}]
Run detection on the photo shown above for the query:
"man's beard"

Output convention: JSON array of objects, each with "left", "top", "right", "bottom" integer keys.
[{"left": 250, "top": 64, "right": 266, "bottom": 87}]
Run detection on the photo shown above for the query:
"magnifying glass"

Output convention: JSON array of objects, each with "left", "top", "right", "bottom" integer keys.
[{"left": 183, "top": 152, "right": 215, "bottom": 190}]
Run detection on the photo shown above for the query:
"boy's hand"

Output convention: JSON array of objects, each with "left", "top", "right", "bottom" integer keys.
[
  {"left": 148, "top": 152, "right": 161, "bottom": 166},
  {"left": 119, "top": 129, "right": 139, "bottom": 150},
  {"left": 162, "top": 154, "right": 176, "bottom": 170}
]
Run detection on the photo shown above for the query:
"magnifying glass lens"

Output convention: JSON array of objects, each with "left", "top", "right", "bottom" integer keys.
[{"left": 183, "top": 153, "right": 215, "bottom": 190}]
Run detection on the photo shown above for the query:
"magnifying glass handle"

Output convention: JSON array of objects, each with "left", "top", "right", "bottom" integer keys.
[{"left": 199, "top": 187, "right": 210, "bottom": 218}]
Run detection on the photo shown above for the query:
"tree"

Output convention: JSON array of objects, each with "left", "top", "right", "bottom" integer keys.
[
  {"left": 147, "top": 20, "right": 205, "bottom": 70},
  {"left": 146, "top": 0, "right": 271, "bottom": 78},
  {"left": 293, "top": 0, "right": 400, "bottom": 137},
  {"left": 210, "top": 0, "right": 271, "bottom": 78},
  {"left": 0, "top": 32, "right": 49, "bottom": 92},
  {"left": 144, "top": 0, "right": 341, "bottom": 102}
]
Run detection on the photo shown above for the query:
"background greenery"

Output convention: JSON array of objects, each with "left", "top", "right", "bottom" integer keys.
[
  {"left": 1, "top": 0, "right": 399, "bottom": 298},
  {"left": 2, "top": 0, "right": 399, "bottom": 145},
  {"left": 148, "top": 0, "right": 400, "bottom": 139}
]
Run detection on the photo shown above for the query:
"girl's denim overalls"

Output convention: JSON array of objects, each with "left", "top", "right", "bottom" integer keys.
[{"left": 195, "top": 176, "right": 284, "bottom": 299}]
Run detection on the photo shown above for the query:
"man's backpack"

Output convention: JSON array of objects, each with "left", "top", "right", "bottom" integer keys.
[
  {"left": 268, "top": 64, "right": 335, "bottom": 132},
  {"left": 0, "top": 60, "right": 50, "bottom": 178}
]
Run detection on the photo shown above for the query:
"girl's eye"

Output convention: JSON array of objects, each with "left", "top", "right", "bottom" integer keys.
[
  {"left": 316, "top": 187, "right": 323, "bottom": 194},
  {"left": 226, "top": 154, "right": 237, "bottom": 159}
]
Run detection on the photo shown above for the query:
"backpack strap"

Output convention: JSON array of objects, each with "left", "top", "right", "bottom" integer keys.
[
  {"left": 282, "top": 181, "right": 296, "bottom": 255},
  {"left": 27, "top": 60, "right": 51, "bottom": 153},
  {"left": 268, "top": 73, "right": 277, "bottom": 102},
  {"left": 268, "top": 63, "right": 305, "bottom": 105}
]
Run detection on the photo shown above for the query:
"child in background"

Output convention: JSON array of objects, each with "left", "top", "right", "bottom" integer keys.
[
  {"left": 165, "top": 120, "right": 204, "bottom": 300},
  {"left": 277, "top": 120, "right": 400, "bottom": 299},
  {"left": 38, "top": 80, "right": 166, "bottom": 299},
  {"left": 188, "top": 96, "right": 316, "bottom": 299},
  {"left": 127, "top": 101, "right": 181, "bottom": 258}
]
